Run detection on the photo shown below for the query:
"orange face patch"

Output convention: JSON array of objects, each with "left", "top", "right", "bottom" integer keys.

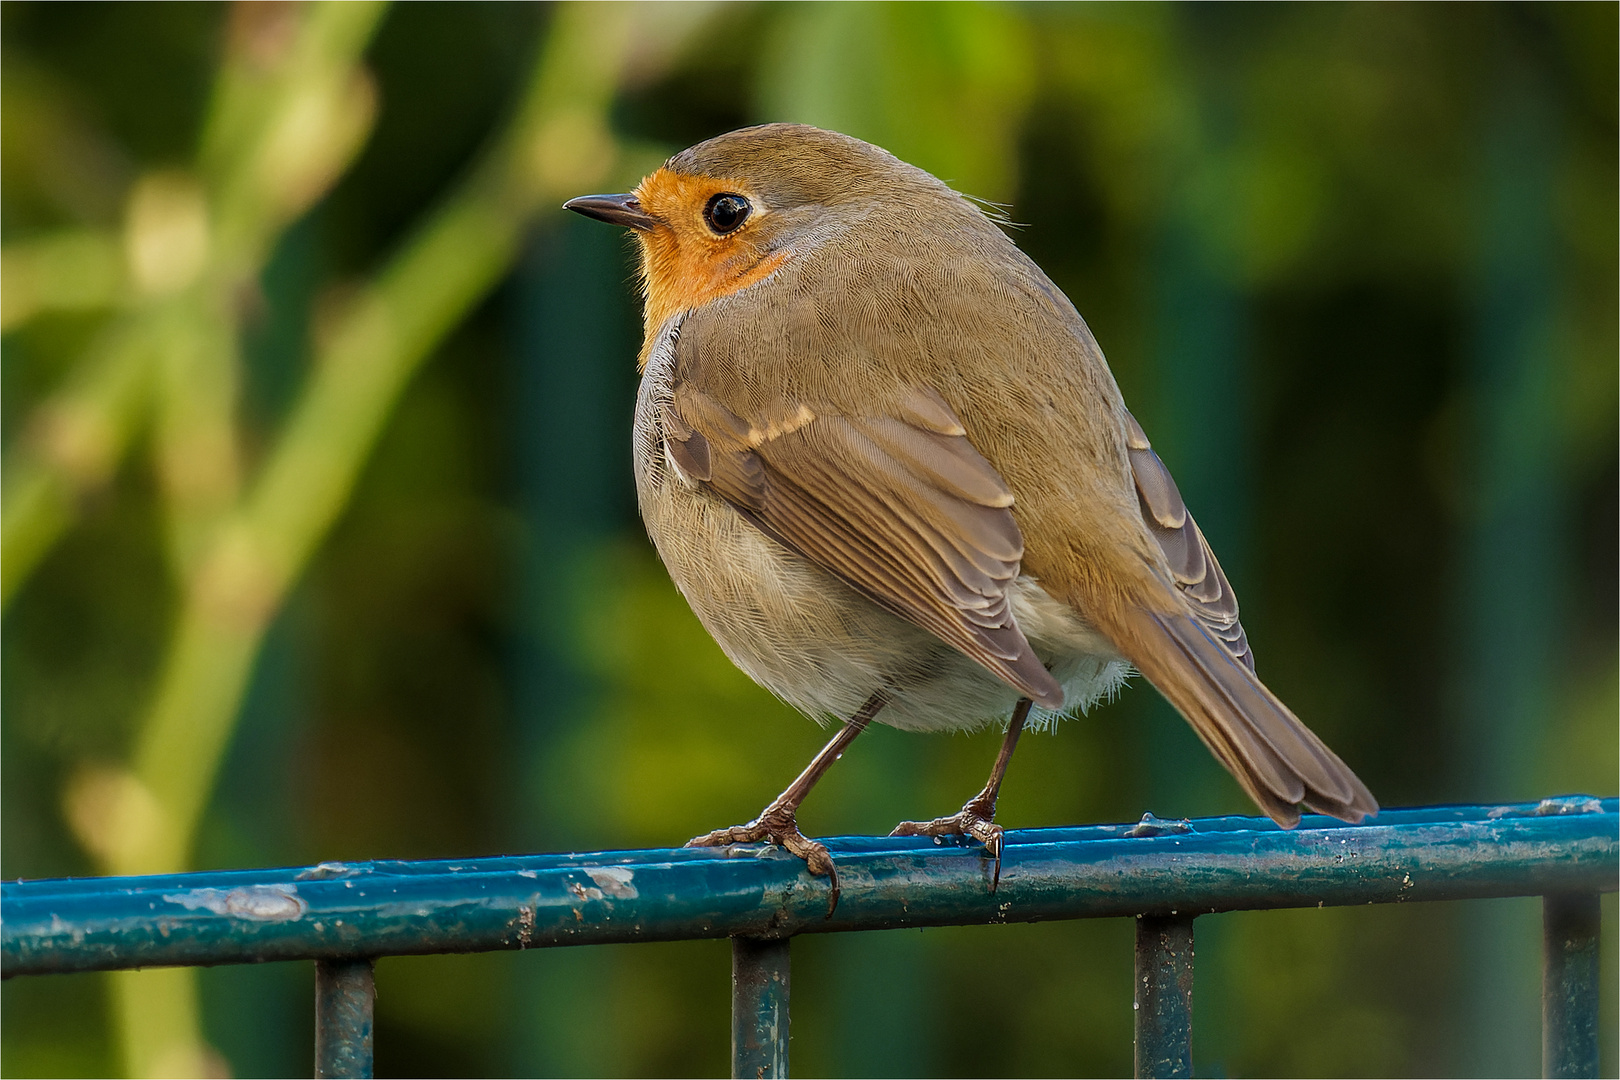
[{"left": 631, "top": 168, "right": 789, "bottom": 352}]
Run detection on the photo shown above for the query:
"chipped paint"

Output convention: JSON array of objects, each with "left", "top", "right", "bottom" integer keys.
[
  {"left": 585, "top": 866, "right": 638, "bottom": 899},
  {"left": 568, "top": 881, "right": 605, "bottom": 902},
  {"left": 163, "top": 885, "right": 306, "bottom": 922},
  {"left": 1540, "top": 796, "right": 1605, "bottom": 816},
  {"left": 1489, "top": 795, "right": 1605, "bottom": 819},
  {"left": 517, "top": 904, "right": 536, "bottom": 949},
  {"left": 1127, "top": 813, "right": 1194, "bottom": 838}
]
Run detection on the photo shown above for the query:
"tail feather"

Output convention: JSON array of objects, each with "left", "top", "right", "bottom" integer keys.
[
  {"left": 1121, "top": 607, "right": 1378, "bottom": 827},
  {"left": 1112, "top": 410, "right": 1375, "bottom": 826}
]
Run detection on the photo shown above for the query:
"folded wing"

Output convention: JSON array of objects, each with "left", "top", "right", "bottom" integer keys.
[{"left": 663, "top": 378, "right": 1064, "bottom": 709}]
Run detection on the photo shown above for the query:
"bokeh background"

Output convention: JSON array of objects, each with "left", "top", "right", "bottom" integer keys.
[{"left": 2, "top": 2, "right": 1615, "bottom": 1077}]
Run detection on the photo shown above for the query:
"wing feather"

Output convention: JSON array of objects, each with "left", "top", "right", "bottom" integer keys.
[
  {"left": 668, "top": 377, "right": 1063, "bottom": 708},
  {"left": 1125, "top": 411, "right": 1253, "bottom": 670}
]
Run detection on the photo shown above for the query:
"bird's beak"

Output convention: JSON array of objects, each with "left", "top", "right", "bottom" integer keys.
[{"left": 563, "top": 193, "right": 657, "bottom": 231}]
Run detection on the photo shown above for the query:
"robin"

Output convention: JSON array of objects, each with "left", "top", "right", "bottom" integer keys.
[{"left": 566, "top": 124, "right": 1375, "bottom": 908}]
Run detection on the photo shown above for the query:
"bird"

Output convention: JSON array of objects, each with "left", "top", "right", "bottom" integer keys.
[{"left": 564, "top": 123, "right": 1376, "bottom": 910}]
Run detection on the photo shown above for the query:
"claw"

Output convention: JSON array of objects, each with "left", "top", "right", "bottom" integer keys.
[
  {"left": 687, "top": 806, "right": 843, "bottom": 917},
  {"left": 890, "top": 801, "right": 1006, "bottom": 889}
]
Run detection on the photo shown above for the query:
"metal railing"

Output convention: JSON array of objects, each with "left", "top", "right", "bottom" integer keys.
[{"left": 4, "top": 796, "right": 1615, "bottom": 1078}]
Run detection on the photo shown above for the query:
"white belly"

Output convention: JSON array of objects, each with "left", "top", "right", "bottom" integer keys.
[{"left": 632, "top": 320, "right": 1130, "bottom": 733}]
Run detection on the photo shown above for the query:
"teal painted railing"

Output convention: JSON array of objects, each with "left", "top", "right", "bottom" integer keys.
[{"left": 4, "top": 797, "right": 1615, "bottom": 1078}]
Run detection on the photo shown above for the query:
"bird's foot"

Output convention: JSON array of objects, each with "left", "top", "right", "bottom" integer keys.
[
  {"left": 890, "top": 796, "right": 1007, "bottom": 889},
  {"left": 686, "top": 804, "right": 842, "bottom": 916}
]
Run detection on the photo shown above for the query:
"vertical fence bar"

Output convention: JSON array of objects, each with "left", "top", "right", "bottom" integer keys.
[
  {"left": 1542, "top": 893, "right": 1601, "bottom": 1079},
  {"left": 314, "top": 958, "right": 376, "bottom": 1079},
  {"left": 732, "top": 936, "right": 790, "bottom": 1079},
  {"left": 1135, "top": 914, "right": 1195, "bottom": 1079}
]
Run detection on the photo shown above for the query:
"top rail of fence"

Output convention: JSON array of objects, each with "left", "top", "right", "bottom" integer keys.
[{"left": 4, "top": 796, "right": 1615, "bottom": 979}]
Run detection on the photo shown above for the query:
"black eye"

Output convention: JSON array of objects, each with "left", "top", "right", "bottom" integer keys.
[{"left": 704, "top": 193, "right": 750, "bottom": 234}]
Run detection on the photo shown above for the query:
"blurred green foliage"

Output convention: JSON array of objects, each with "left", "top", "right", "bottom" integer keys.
[{"left": 2, "top": 3, "right": 1615, "bottom": 1078}]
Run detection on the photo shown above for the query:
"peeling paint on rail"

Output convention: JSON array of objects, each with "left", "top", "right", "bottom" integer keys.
[
  {"left": 3, "top": 799, "right": 1615, "bottom": 978},
  {"left": 162, "top": 885, "right": 307, "bottom": 922}
]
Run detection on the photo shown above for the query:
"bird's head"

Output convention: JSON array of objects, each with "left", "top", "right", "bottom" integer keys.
[{"left": 565, "top": 124, "right": 958, "bottom": 339}]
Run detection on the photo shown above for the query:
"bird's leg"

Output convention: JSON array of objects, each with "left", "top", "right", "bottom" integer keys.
[
  {"left": 890, "top": 697, "right": 1033, "bottom": 889},
  {"left": 687, "top": 691, "right": 887, "bottom": 914}
]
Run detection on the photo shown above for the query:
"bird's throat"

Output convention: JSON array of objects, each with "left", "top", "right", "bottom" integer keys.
[{"left": 636, "top": 238, "right": 789, "bottom": 354}]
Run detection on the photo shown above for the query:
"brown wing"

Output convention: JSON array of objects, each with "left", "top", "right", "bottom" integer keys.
[
  {"left": 663, "top": 377, "right": 1064, "bottom": 710},
  {"left": 1124, "top": 412, "right": 1253, "bottom": 670},
  {"left": 1119, "top": 411, "right": 1377, "bottom": 825}
]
